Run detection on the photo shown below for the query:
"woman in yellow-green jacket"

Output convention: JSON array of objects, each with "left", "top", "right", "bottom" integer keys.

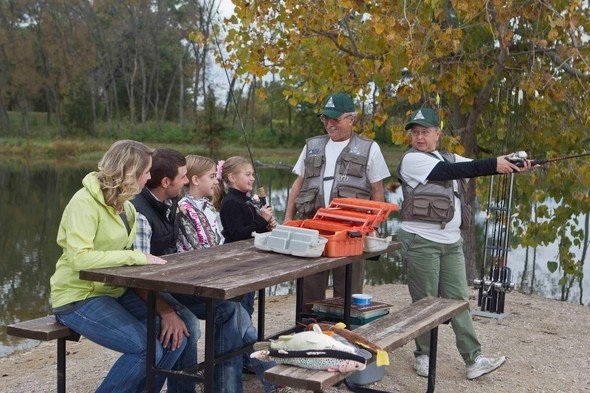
[{"left": 50, "top": 140, "right": 186, "bottom": 393}]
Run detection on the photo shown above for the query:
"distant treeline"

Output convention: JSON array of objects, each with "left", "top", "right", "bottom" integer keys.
[{"left": 0, "top": 1, "right": 397, "bottom": 149}]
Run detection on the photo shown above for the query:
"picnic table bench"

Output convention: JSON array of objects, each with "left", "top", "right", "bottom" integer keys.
[
  {"left": 6, "top": 315, "right": 81, "bottom": 393},
  {"left": 264, "top": 297, "right": 469, "bottom": 393}
]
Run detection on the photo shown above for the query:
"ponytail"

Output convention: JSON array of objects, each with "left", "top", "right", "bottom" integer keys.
[
  {"left": 212, "top": 156, "right": 251, "bottom": 211},
  {"left": 212, "top": 183, "right": 226, "bottom": 211}
]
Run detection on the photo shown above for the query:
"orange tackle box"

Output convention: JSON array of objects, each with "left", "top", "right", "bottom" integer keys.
[{"left": 285, "top": 198, "right": 399, "bottom": 257}]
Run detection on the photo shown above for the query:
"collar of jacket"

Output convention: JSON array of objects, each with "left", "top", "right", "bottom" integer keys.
[
  {"left": 140, "top": 187, "right": 176, "bottom": 218},
  {"left": 227, "top": 187, "right": 249, "bottom": 201}
]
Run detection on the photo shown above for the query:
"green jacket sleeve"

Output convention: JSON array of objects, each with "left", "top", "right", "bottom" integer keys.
[{"left": 61, "top": 194, "right": 148, "bottom": 271}]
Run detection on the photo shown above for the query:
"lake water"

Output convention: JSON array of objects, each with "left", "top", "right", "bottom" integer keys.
[{"left": 1, "top": 163, "right": 588, "bottom": 357}]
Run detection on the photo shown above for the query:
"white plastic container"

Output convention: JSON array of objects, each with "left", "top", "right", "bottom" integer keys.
[
  {"left": 253, "top": 225, "right": 328, "bottom": 257},
  {"left": 352, "top": 294, "right": 372, "bottom": 306},
  {"left": 346, "top": 362, "right": 385, "bottom": 386},
  {"left": 364, "top": 235, "right": 392, "bottom": 252}
]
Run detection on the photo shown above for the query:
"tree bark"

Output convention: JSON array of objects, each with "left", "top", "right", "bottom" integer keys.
[
  {"left": 0, "top": 95, "right": 9, "bottom": 134},
  {"left": 179, "top": 54, "right": 184, "bottom": 126}
]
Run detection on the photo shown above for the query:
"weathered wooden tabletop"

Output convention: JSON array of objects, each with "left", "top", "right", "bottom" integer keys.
[{"left": 79, "top": 239, "right": 401, "bottom": 299}]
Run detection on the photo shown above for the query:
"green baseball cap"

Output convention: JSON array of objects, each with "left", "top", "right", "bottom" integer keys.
[
  {"left": 320, "top": 93, "right": 356, "bottom": 119},
  {"left": 405, "top": 107, "right": 440, "bottom": 130}
]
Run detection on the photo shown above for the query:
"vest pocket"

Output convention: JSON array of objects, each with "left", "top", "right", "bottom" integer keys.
[
  {"left": 336, "top": 184, "right": 370, "bottom": 199},
  {"left": 411, "top": 194, "right": 454, "bottom": 222},
  {"left": 304, "top": 155, "right": 323, "bottom": 178},
  {"left": 295, "top": 187, "right": 320, "bottom": 216},
  {"left": 339, "top": 153, "right": 366, "bottom": 178}
]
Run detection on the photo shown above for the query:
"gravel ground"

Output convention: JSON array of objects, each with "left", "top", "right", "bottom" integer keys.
[{"left": 1, "top": 284, "right": 589, "bottom": 393}]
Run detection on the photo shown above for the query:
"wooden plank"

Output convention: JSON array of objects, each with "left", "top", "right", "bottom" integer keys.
[
  {"left": 80, "top": 240, "right": 401, "bottom": 299},
  {"left": 353, "top": 297, "right": 469, "bottom": 351},
  {"left": 264, "top": 297, "right": 469, "bottom": 391},
  {"left": 7, "top": 316, "right": 79, "bottom": 341},
  {"left": 263, "top": 364, "right": 349, "bottom": 392}
]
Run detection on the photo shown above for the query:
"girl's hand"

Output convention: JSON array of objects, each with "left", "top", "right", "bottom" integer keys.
[
  {"left": 145, "top": 254, "right": 167, "bottom": 265},
  {"left": 259, "top": 204, "right": 274, "bottom": 222},
  {"left": 267, "top": 217, "right": 278, "bottom": 230}
]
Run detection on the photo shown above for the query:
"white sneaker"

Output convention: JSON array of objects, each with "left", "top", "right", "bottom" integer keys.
[
  {"left": 466, "top": 355, "right": 506, "bottom": 379},
  {"left": 413, "top": 355, "right": 429, "bottom": 377}
]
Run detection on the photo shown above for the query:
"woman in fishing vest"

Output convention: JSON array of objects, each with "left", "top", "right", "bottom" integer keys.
[{"left": 397, "top": 107, "right": 533, "bottom": 380}]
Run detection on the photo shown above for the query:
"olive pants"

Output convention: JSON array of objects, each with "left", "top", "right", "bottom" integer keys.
[{"left": 397, "top": 228, "right": 481, "bottom": 364}]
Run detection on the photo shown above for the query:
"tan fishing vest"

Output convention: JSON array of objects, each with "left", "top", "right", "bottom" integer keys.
[
  {"left": 295, "top": 133, "right": 374, "bottom": 218},
  {"left": 397, "top": 148, "right": 472, "bottom": 229}
]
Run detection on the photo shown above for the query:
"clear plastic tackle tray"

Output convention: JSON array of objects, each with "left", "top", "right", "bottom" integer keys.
[{"left": 253, "top": 225, "right": 328, "bottom": 257}]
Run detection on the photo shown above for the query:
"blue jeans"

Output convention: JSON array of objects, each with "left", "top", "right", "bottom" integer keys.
[
  {"left": 55, "top": 289, "right": 186, "bottom": 393},
  {"left": 238, "top": 304, "right": 278, "bottom": 393},
  {"left": 240, "top": 291, "right": 255, "bottom": 316},
  {"left": 173, "top": 294, "right": 243, "bottom": 393},
  {"left": 160, "top": 292, "right": 201, "bottom": 393}
]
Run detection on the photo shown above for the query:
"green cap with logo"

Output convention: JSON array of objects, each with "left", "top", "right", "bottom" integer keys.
[
  {"left": 321, "top": 93, "right": 356, "bottom": 119},
  {"left": 405, "top": 107, "right": 440, "bottom": 130}
]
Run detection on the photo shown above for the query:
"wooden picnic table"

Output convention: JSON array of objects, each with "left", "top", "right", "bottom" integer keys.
[{"left": 79, "top": 238, "right": 400, "bottom": 393}]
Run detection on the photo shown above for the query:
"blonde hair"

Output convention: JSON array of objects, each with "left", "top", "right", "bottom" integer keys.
[
  {"left": 186, "top": 155, "right": 216, "bottom": 181},
  {"left": 212, "top": 156, "right": 252, "bottom": 211},
  {"left": 97, "top": 140, "right": 153, "bottom": 212}
]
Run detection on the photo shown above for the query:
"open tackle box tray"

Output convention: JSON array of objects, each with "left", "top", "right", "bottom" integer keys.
[{"left": 285, "top": 198, "right": 399, "bottom": 257}]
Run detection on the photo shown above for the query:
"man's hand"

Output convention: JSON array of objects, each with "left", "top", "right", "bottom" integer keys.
[{"left": 159, "top": 308, "right": 189, "bottom": 351}]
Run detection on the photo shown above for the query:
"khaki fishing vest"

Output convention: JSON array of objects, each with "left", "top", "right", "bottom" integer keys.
[
  {"left": 397, "top": 148, "right": 472, "bottom": 229},
  {"left": 295, "top": 133, "right": 374, "bottom": 218}
]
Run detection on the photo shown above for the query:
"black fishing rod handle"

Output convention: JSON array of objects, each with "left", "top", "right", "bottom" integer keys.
[{"left": 509, "top": 158, "right": 543, "bottom": 168}]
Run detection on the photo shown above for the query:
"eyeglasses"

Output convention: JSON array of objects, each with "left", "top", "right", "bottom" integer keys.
[
  {"left": 410, "top": 129, "right": 435, "bottom": 137},
  {"left": 320, "top": 114, "right": 352, "bottom": 124}
]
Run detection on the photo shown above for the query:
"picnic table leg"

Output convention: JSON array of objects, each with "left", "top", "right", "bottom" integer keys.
[
  {"left": 258, "top": 289, "right": 266, "bottom": 340},
  {"left": 57, "top": 337, "right": 66, "bottom": 393},
  {"left": 295, "top": 277, "right": 304, "bottom": 325},
  {"left": 146, "top": 291, "right": 156, "bottom": 393},
  {"left": 204, "top": 298, "right": 216, "bottom": 393},
  {"left": 343, "top": 263, "right": 352, "bottom": 326},
  {"left": 427, "top": 327, "right": 439, "bottom": 393}
]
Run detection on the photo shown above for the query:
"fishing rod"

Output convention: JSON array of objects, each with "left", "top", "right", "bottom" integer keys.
[
  {"left": 509, "top": 151, "right": 590, "bottom": 167},
  {"left": 210, "top": 17, "right": 267, "bottom": 206}
]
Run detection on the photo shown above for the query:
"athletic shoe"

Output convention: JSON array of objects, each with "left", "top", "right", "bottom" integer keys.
[
  {"left": 466, "top": 355, "right": 506, "bottom": 379},
  {"left": 413, "top": 354, "right": 429, "bottom": 377}
]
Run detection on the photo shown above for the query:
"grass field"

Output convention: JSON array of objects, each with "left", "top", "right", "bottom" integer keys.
[{"left": 1, "top": 111, "right": 405, "bottom": 169}]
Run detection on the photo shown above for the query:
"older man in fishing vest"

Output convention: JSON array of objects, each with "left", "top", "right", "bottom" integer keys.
[
  {"left": 285, "top": 92, "right": 391, "bottom": 313},
  {"left": 397, "top": 107, "right": 533, "bottom": 380}
]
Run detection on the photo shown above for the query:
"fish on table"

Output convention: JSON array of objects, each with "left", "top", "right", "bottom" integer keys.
[
  {"left": 251, "top": 348, "right": 367, "bottom": 372},
  {"left": 251, "top": 324, "right": 368, "bottom": 372}
]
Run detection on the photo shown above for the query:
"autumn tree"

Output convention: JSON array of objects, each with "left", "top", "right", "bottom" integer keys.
[{"left": 226, "top": 0, "right": 590, "bottom": 283}]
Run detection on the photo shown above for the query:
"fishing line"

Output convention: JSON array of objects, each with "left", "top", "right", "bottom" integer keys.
[{"left": 209, "top": 6, "right": 267, "bottom": 204}]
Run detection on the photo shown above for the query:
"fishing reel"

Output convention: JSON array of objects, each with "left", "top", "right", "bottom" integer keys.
[
  {"left": 493, "top": 281, "right": 515, "bottom": 293},
  {"left": 506, "top": 151, "right": 528, "bottom": 166},
  {"left": 506, "top": 150, "right": 528, "bottom": 165}
]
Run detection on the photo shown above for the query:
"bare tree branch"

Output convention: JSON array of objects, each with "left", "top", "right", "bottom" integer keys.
[{"left": 537, "top": 47, "right": 590, "bottom": 81}]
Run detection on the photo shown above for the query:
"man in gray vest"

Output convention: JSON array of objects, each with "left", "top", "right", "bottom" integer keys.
[
  {"left": 285, "top": 92, "right": 391, "bottom": 313},
  {"left": 397, "top": 107, "right": 533, "bottom": 380}
]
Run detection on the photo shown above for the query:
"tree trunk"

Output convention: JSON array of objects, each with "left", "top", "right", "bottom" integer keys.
[
  {"left": 162, "top": 68, "right": 177, "bottom": 121},
  {"left": 18, "top": 90, "right": 30, "bottom": 137},
  {"left": 179, "top": 54, "right": 184, "bottom": 126},
  {"left": 0, "top": 95, "right": 9, "bottom": 134},
  {"left": 450, "top": 101, "right": 478, "bottom": 283},
  {"left": 140, "top": 55, "right": 148, "bottom": 124}
]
